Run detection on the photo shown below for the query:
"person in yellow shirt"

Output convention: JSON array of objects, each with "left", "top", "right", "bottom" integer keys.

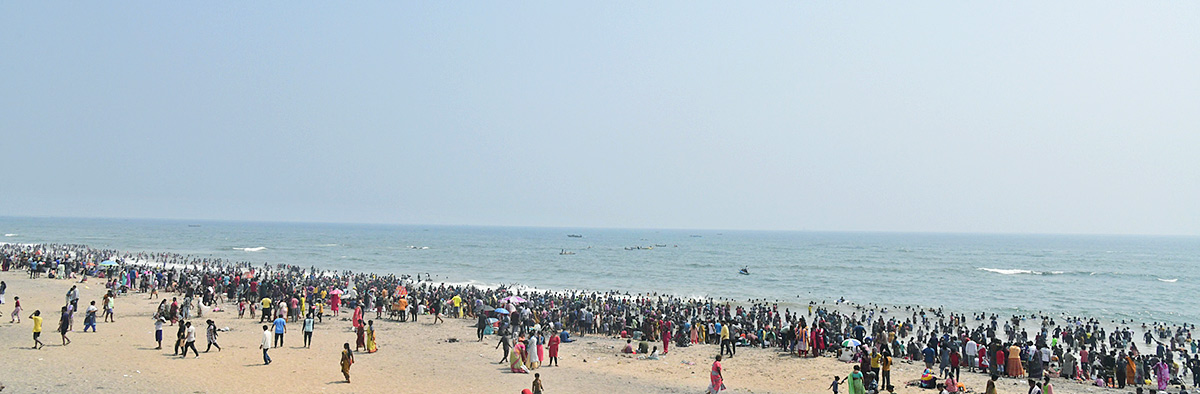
[
  {"left": 880, "top": 351, "right": 893, "bottom": 390},
  {"left": 720, "top": 321, "right": 733, "bottom": 357},
  {"left": 451, "top": 295, "right": 463, "bottom": 318},
  {"left": 260, "top": 297, "right": 272, "bottom": 323},
  {"left": 30, "top": 309, "right": 44, "bottom": 349}
]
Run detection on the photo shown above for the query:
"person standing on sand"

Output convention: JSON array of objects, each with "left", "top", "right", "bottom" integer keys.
[
  {"left": 340, "top": 342, "right": 354, "bottom": 383},
  {"left": 847, "top": 365, "right": 865, "bottom": 394},
  {"left": 477, "top": 313, "right": 488, "bottom": 341},
  {"left": 547, "top": 331, "right": 560, "bottom": 367},
  {"left": 154, "top": 316, "right": 165, "bottom": 349},
  {"left": 355, "top": 318, "right": 366, "bottom": 351},
  {"left": 30, "top": 310, "right": 44, "bottom": 349},
  {"left": 303, "top": 313, "right": 314, "bottom": 348},
  {"left": 532, "top": 373, "right": 544, "bottom": 394},
  {"left": 365, "top": 320, "right": 377, "bottom": 353},
  {"left": 273, "top": 315, "right": 286, "bottom": 347},
  {"left": 708, "top": 354, "right": 724, "bottom": 394},
  {"left": 260, "top": 325, "right": 272, "bottom": 365}
]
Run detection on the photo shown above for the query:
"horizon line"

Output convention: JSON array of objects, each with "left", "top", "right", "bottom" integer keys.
[{"left": 1, "top": 214, "right": 1197, "bottom": 239}]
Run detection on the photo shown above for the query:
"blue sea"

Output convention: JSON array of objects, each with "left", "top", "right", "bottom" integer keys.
[{"left": 2, "top": 217, "right": 1197, "bottom": 325}]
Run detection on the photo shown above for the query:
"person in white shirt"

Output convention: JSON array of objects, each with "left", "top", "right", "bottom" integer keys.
[
  {"left": 261, "top": 325, "right": 273, "bottom": 365},
  {"left": 180, "top": 321, "right": 199, "bottom": 358}
]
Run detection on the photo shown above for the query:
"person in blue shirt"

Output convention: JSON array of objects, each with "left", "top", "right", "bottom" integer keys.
[
  {"left": 273, "top": 316, "right": 287, "bottom": 347},
  {"left": 922, "top": 345, "right": 937, "bottom": 369}
]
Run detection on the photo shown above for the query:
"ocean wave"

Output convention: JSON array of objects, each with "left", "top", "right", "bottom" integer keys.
[
  {"left": 3, "top": 234, "right": 16, "bottom": 237},
  {"left": 234, "top": 247, "right": 268, "bottom": 252},
  {"left": 316, "top": 243, "right": 339, "bottom": 247},
  {"left": 977, "top": 267, "right": 1073, "bottom": 276},
  {"left": 1158, "top": 278, "right": 1178, "bottom": 283}
]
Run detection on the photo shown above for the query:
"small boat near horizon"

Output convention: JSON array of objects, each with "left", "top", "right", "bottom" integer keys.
[
  {"left": 559, "top": 249, "right": 575, "bottom": 255},
  {"left": 567, "top": 234, "right": 583, "bottom": 238}
]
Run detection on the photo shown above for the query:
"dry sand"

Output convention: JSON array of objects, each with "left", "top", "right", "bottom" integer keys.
[{"left": 0, "top": 271, "right": 1134, "bottom": 393}]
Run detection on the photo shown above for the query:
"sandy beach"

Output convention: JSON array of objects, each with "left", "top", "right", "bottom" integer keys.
[{"left": 0, "top": 269, "right": 1152, "bottom": 394}]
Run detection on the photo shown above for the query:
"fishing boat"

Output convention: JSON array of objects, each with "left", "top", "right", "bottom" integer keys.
[
  {"left": 738, "top": 267, "right": 750, "bottom": 275},
  {"left": 567, "top": 234, "right": 583, "bottom": 238}
]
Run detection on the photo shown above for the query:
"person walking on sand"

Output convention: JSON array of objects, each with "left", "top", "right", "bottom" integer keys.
[
  {"left": 708, "top": 354, "right": 725, "bottom": 394},
  {"left": 58, "top": 306, "right": 71, "bottom": 346},
  {"left": 260, "top": 325, "right": 273, "bottom": 365},
  {"left": 102, "top": 291, "right": 115, "bottom": 322},
  {"left": 204, "top": 319, "right": 221, "bottom": 352},
  {"left": 30, "top": 310, "right": 44, "bottom": 349},
  {"left": 829, "top": 376, "right": 841, "bottom": 394},
  {"left": 180, "top": 321, "right": 199, "bottom": 358},
  {"left": 340, "top": 343, "right": 354, "bottom": 383},
  {"left": 10, "top": 296, "right": 21, "bottom": 323},
  {"left": 83, "top": 300, "right": 97, "bottom": 332}
]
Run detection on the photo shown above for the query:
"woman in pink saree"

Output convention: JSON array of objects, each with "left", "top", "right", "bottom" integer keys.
[
  {"left": 330, "top": 290, "right": 341, "bottom": 316},
  {"left": 511, "top": 337, "right": 529, "bottom": 373},
  {"left": 1156, "top": 359, "right": 1169, "bottom": 391}
]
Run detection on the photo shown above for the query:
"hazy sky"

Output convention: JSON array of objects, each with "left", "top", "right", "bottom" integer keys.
[{"left": 2, "top": 2, "right": 1198, "bottom": 234}]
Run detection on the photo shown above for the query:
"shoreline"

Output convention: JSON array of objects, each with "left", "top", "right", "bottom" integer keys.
[{"left": 0, "top": 242, "right": 1196, "bottom": 394}]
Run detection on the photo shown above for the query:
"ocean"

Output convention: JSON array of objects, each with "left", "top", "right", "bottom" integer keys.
[{"left": 2, "top": 216, "right": 1197, "bottom": 326}]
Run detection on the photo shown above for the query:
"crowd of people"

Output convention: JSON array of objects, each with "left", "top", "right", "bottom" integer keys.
[{"left": 3, "top": 242, "right": 1200, "bottom": 394}]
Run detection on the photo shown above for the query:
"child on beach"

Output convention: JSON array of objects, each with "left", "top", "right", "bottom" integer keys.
[
  {"left": 10, "top": 296, "right": 21, "bottom": 323},
  {"left": 532, "top": 373, "right": 544, "bottom": 394},
  {"left": 829, "top": 376, "right": 840, "bottom": 394}
]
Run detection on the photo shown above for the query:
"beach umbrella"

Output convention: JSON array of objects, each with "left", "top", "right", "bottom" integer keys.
[
  {"left": 330, "top": 288, "right": 343, "bottom": 295},
  {"left": 481, "top": 305, "right": 496, "bottom": 312},
  {"left": 99, "top": 260, "right": 119, "bottom": 267},
  {"left": 841, "top": 339, "right": 861, "bottom": 347},
  {"left": 502, "top": 296, "right": 526, "bottom": 304},
  {"left": 494, "top": 308, "right": 510, "bottom": 315}
]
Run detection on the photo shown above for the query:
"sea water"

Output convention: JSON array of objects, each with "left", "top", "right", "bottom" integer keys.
[{"left": 2, "top": 217, "right": 1197, "bottom": 325}]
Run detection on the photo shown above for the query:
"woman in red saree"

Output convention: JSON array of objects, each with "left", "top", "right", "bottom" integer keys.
[{"left": 708, "top": 354, "right": 724, "bottom": 393}]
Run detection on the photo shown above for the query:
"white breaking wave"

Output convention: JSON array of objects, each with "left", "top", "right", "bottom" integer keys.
[
  {"left": 977, "top": 268, "right": 1070, "bottom": 275},
  {"left": 316, "top": 243, "right": 339, "bottom": 247},
  {"left": 234, "top": 247, "right": 268, "bottom": 252},
  {"left": 4, "top": 234, "right": 16, "bottom": 237},
  {"left": 978, "top": 268, "right": 1036, "bottom": 275},
  {"left": 1158, "top": 278, "right": 1178, "bottom": 283}
]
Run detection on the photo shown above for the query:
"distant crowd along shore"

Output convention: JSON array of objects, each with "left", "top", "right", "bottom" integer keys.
[{"left": 2, "top": 242, "right": 1199, "bottom": 394}]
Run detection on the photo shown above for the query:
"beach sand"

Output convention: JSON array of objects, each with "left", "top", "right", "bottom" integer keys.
[{"left": 0, "top": 271, "right": 1127, "bottom": 393}]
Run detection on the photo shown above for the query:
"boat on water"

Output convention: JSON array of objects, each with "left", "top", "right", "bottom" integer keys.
[
  {"left": 559, "top": 249, "right": 576, "bottom": 255},
  {"left": 739, "top": 267, "right": 750, "bottom": 275},
  {"left": 188, "top": 224, "right": 201, "bottom": 227},
  {"left": 567, "top": 234, "right": 583, "bottom": 238}
]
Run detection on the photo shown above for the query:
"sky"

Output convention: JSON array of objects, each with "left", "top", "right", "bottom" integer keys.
[{"left": 1, "top": 2, "right": 1198, "bottom": 235}]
